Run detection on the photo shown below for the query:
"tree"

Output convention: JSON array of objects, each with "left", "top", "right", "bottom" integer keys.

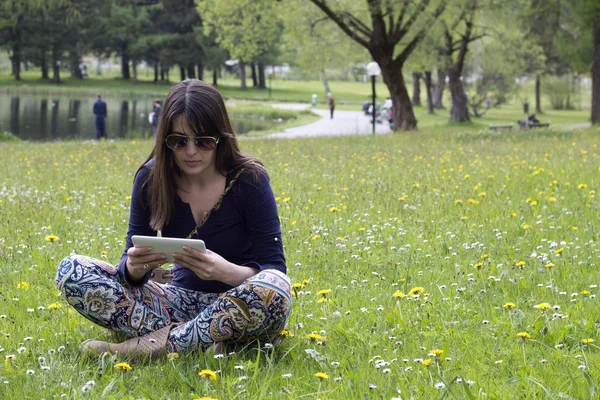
[
  {"left": 198, "top": 0, "right": 283, "bottom": 89},
  {"left": 280, "top": 0, "right": 368, "bottom": 88},
  {"left": 559, "top": 0, "right": 600, "bottom": 124},
  {"left": 306, "top": 0, "right": 448, "bottom": 131}
]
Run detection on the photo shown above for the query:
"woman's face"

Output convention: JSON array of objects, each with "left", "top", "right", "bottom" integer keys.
[{"left": 168, "top": 115, "right": 218, "bottom": 179}]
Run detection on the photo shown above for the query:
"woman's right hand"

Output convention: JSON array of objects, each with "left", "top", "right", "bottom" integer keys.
[{"left": 125, "top": 246, "right": 169, "bottom": 282}]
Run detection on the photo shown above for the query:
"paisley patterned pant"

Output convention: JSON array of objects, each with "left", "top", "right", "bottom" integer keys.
[{"left": 56, "top": 255, "right": 292, "bottom": 353}]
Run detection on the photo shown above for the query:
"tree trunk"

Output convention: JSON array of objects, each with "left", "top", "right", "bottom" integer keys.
[
  {"left": 154, "top": 63, "right": 159, "bottom": 82},
  {"left": 180, "top": 65, "right": 185, "bottom": 81},
  {"left": 12, "top": 43, "right": 21, "bottom": 81},
  {"left": 160, "top": 66, "right": 166, "bottom": 81},
  {"left": 239, "top": 60, "right": 247, "bottom": 89},
  {"left": 213, "top": 68, "right": 218, "bottom": 86},
  {"left": 71, "top": 51, "right": 82, "bottom": 79},
  {"left": 197, "top": 64, "right": 204, "bottom": 81},
  {"left": 379, "top": 64, "right": 417, "bottom": 130},
  {"left": 132, "top": 62, "right": 138, "bottom": 83},
  {"left": 448, "top": 69, "right": 470, "bottom": 121},
  {"left": 120, "top": 44, "right": 130, "bottom": 80},
  {"left": 251, "top": 62, "right": 258, "bottom": 87},
  {"left": 41, "top": 52, "right": 49, "bottom": 80},
  {"left": 424, "top": 71, "right": 434, "bottom": 114},
  {"left": 535, "top": 74, "right": 542, "bottom": 114},
  {"left": 320, "top": 69, "right": 331, "bottom": 95},
  {"left": 96, "top": 53, "right": 102, "bottom": 75},
  {"left": 411, "top": 72, "right": 422, "bottom": 106},
  {"left": 187, "top": 65, "right": 195, "bottom": 79},
  {"left": 592, "top": 15, "right": 600, "bottom": 125},
  {"left": 258, "top": 62, "right": 266, "bottom": 89},
  {"left": 432, "top": 69, "right": 445, "bottom": 109}
]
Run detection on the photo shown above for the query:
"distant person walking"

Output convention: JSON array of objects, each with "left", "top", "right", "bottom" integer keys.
[
  {"left": 93, "top": 94, "right": 108, "bottom": 139},
  {"left": 328, "top": 93, "right": 335, "bottom": 119},
  {"left": 152, "top": 99, "right": 162, "bottom": 136}
]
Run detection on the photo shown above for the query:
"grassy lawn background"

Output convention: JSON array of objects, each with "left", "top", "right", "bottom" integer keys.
[
  {"left": 1, "top": 127, "right": 599, "bottom": 398},
  {"left": 1, "top": 68, "right": 592, "bottom": 134}
]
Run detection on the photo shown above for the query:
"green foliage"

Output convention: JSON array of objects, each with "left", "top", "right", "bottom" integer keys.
[
  {"left": 198, "top": 0, "right": 282, "bottom": 62},
  {"left": 0, "top": 131, "right": 20, "bottom": 141},
  {"left": 545, "top": 76, "right": 579, "bottom": 110}
]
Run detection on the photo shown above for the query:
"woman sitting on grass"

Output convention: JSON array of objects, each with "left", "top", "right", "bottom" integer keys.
[{"left": 56, "top": 79, "right": 292, "bottom": 359}]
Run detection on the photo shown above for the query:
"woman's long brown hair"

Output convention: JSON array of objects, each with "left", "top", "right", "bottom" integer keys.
[{"left": 137, "top": 79, "right": 267, "bottom": 231}]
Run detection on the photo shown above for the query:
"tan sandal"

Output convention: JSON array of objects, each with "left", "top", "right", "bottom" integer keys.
[
  {"left": 81, "top": 324, "right": 178, "bottom": 360},
  {"left": 150, "top": 268, "right": 173, "bottom": 284}
]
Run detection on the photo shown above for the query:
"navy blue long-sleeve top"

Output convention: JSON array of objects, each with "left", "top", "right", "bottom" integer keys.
[
  {"left": 93, "top": 100, "right": 107, "bottom": 118},
  {"left": 117, "top": 162, "right": 286, "bottom": 293}
]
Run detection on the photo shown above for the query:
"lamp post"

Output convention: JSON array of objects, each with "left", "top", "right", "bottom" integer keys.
[{"left": 366, "top": 62, "right": 381, "bottom": 135}]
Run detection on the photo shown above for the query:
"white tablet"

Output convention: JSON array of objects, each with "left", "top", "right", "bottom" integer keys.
[{"left": 131, "top": 235, "right": 206, "bottom": 262}]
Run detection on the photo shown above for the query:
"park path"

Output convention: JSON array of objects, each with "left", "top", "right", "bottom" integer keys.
[{"left": 263, "top": 103, "right": 392, "bottom": 139}]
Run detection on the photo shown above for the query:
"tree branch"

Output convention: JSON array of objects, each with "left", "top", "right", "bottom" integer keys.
[
  {"left": 391, "top": 0, "right": 429, "bottom": 44},
  {"left": 396, "top": 0, "right": 449, "bottom": 62},
  {"left": 309, "top": 0, "right": 371, "bottom": 48}
]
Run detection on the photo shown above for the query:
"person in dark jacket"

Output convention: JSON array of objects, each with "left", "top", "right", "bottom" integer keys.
[{"left": 93, "top": 95, "right": 108, "bottom": 139}]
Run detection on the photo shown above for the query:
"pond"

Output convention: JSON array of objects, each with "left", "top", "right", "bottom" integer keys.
[{"left": 0, "top": 92, "right": 271, "bottom": 141}]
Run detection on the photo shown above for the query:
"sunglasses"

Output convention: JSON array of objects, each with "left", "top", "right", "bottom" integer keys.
[{"left": 165, "top": 134, "right": 219, "bottom": 151}]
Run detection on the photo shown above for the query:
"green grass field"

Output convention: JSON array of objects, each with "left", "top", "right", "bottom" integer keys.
[{"left": 1, "top": 127, "right": 599, "bottom": 398}]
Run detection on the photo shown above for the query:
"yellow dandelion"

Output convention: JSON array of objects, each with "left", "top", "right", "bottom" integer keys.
[
  {"left": 314, "top": 372, "right": 329, "bottom": 379},
  {"left": 582, "top": 338, "right": 594, "bottom": 344},
  {"left": 307, "top": 333, "right": 325, "bottom": 342},
  {"left": 577, "top": 183, "right": 587, "bottom": 189},
  {"left": 467, "top": 198, "right": 479, "bottom": 205},
  {"left": 515, "top": 261, "right": 525, "bottom": 268},
  {"left": 412, "top": 183, "right": 420, "bottom": 189},
  {"left": 516, "top": 332, "right": 531, "bottom": 339},
  {"left": 302, "top": 279, "right": 310, "bottom": 286},
  {"left": 17, "top": 282, "right": 29, "bottom": 289},
  {"left": 329, "top": 206, "right": 340, "bottom": 212},
  {"left": 280, "top": 329, "right": 293, "bottom": 337},
  {"left": 522, "top": 224, "right": 530, "bottom": 230},
  {"left": 545, "top": 263, "right": 555, "bottom": 269},
  {"left": 534, "top": 303, "right": 551, "bottom": 310},
  {"left": 554, "top": 248, "right": 563, "bottom": 255},
  {"left": 408, "top": 287, "right": 424, "bottom": 296},
  {"left": 115, "top": 362, "right": 132, "bottom": 371},
  {"left": 421, "top": 358, "right": 432, "bottom": 367},
  {"left": 48, "top": 302, "right": 63, "bottom": 310},
  {"left": 429, "top": 349, "right": 444, "bottom": 357},
  {"left": 292, "top": 283, "right": 304, "bottom": 290},
  {"left": 192, "top": 397, "right": 219, "bottom": 400},
  {"left": 199, "top": 369, "right": 218, "bottom": 381},
  {"left": 481, "top": 254, "right": 489, "bottom": 260},
  {"left": 455, "top": 199, "right": 463, "bottom": 205},
  {"left": 503, "top": 302, "right": 516, "bottom": 309},
  {"left": 317, "top": 289, "right": 332, "bottom": 297},
  {"left": 580, "top": 290, "right": 590, "bottom": 296},
  {"left": 474, "top": 262, "right": 483, "bottom": 270},
  {"left": 392, "top": 291, "right": 405, "bottom": 299},
  {"left": 548, "top": 197, "right": 556, "bottom": 202},
  {"left": 460, "top": 216, "right": 469, "bottom": 220},
  {"left": 530, "top": 200, "right": 538, "bottom": 206},
  {"left": 167, "top": 352, "right": 179, "bottom": 360},
  {"left": 45, "top": 235, "right": 60, "bottom": 242}
]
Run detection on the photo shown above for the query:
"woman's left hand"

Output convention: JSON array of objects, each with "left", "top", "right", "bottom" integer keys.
[{"left": 173, "top": 246, "right": 257, "bottom": 286}]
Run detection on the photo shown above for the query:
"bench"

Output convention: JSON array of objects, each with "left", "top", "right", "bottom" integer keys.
[
  {"left": 489, "top": 124, "right": 513, "bottom": 131},
  {"left": 518, "top": 121, "right": 551, "bottom": 130}
]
